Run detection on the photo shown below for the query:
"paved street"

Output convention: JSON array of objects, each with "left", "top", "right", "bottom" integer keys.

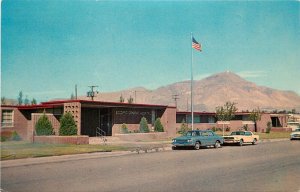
[{"left": 2, "top": 141, "right": 300, "bottom": 192}]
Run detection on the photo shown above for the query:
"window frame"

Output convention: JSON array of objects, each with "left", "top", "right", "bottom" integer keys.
[{"left": 1, "top": 109, "right": 14, "bottom": 128}]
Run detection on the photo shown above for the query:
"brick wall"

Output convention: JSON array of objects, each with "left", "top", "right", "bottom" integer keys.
[
  {"left": 115, "top": 132, "right": 169, "bottom": 141},
  {"left": 160, "top": 107, "right": 176, "bottom": 136},
  {"left": 64, "top": 102, "right": 81, "bottom": 135},
  {"left": 31, "top": 113, "right": 60, "bottom": 135},
  {"left": 1, "top": 107, "right": 28, "bottom": 140},
  {"left": 34, "top": 136, "right": 89, "bottom": 144}
]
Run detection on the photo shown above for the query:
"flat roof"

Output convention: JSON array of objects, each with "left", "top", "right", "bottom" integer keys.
[{"left": 40, "top": 99, "right": 176, "bottom": 109}]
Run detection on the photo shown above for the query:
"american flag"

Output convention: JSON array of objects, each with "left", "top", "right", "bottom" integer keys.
[{"left": 192, "top": 37, "right": 202, "bottom": 51}]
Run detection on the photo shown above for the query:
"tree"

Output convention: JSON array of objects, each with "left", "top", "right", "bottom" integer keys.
[
  {"left": 119, "top": 95, "right": 125, "bottom": 103},
  {"left": 215, "top": 101, "right": 238, "bottom": 136},
  {"left": 139, "top": 117, "right": 149, "bottom": 133},
  {"left": 249, "top": 108, "right": 261, "bottom": 132},
  {"left": 1, "top": 97, "right": 6, "bottom": 105},
  {"left": 59, "top": 112, "right": 77, "bottom": 136},
  {"left": 35, "top": 114, "right": 54, "bottom": 135},
  {"left": 179, "top": 119, "right": 190, "bottom": 134},
  {"left": 127, "top": 96, "right": 134, "bottom": 104},
  {"left": 31, "top": 98, "right": 37, "bottom": 105},
  {"left": 24, "top": 96, "right": 30, "bottom": 105},
  {"left": 154, "top": 118, "right": 164, "bottom": 132},
  {"left": 18, "top": 91, "right": 23, "bottom": 105},
  {"left": 120, "top": 123, "right": 129, "bottom": 133}
]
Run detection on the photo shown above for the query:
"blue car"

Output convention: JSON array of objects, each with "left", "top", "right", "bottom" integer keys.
[{"left": 172, "top": 130, "right": 224, "bottom": 150}]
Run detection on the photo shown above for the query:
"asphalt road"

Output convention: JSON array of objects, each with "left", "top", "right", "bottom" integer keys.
[{"left": 2, "top": 141, "right": 300, "bottom": 192}]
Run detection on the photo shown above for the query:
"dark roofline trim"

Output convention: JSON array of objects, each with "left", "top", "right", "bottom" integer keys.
[{"left": 41, "top": 99, "right": 176, "bottom": 108}]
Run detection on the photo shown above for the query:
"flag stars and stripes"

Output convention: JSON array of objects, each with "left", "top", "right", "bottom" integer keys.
[{"left": 192, "top": 37, "right": 202, "bottom": 51}]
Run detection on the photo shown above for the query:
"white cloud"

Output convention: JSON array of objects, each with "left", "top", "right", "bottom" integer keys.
[{"left": 237, "top": 71, "right": 267, "bottom": 78}]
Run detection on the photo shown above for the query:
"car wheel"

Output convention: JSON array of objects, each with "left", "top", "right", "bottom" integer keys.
[
  {"left": 252, "top": 138, "right": 257, "bottom": 145},
  {"left": 172, "top": 146, "right": 177, "bottom": 150},
  {"left": 214, "top": 141, "right": 221, "bottom": 148},
  {"left": 194, "top": 142, "right": 200, "bottom": 150},
  {"left": 238, "top": 139, "right": 243, "bottom": 146}
]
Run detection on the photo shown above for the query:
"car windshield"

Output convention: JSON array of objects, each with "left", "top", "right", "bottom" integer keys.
[{"left": 230, "top": 131, "right": 245, "bottom": 135}]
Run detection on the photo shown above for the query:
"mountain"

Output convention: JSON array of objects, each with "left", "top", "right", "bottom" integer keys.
[{"left": 81, "top": 72, "right": 300, "bottom": 112}]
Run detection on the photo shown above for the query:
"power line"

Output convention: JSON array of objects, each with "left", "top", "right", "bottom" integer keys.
[{"left": 87, "top": 85, "right": 99, "bottom": 101}]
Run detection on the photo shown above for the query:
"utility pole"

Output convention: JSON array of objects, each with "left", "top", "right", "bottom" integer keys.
[
  {"left": 87, "top": 85, "right": 99, "bottom": 101},
  {"left": 172, "top": 94, "right": 180, "bottom": 110},
  {"left": 75, "top": 84, "right": 78, "bottom": 100}
]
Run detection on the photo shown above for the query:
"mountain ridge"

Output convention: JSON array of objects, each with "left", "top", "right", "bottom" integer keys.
[{"left": 80, "top": 72, "right": 300, "bottom": 112}]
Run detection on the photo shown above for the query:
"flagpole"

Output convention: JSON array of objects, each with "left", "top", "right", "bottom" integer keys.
[{"left": 191, "top": 32, "right": 194, "bottom": 131}]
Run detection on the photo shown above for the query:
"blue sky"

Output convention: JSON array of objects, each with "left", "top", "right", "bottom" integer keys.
[{"left": 2, "top": 1, "right": 300, "bottom": 102}]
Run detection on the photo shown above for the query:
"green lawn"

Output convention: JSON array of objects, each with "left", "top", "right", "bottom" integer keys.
[{"left": 1, "top": 141, "right": 129, "bottom": 160}]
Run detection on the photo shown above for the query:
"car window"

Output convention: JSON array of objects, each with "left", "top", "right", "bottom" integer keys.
[
  {"left": 245, "top": 132, "right": 251, "bottom": 136},
  {"left": 202, "top": 132, "right": 213, "bottom": 136},
  {"left": 231, "top": 131, "right": 245, "bottom": 135}
]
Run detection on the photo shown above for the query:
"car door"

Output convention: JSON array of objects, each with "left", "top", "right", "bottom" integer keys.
[
  {"left": 201, "top": 131, "right": 211, "bottom": 146},
  {"left": 206, "top": 131, "right": 215, "bottom": 145},
  {"left": 244, "top": 132, "right": 252, "bottom": 142}
]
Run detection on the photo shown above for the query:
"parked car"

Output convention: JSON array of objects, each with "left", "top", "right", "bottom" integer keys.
[
  {"left": 290, "top": 128, "right": 300, "bottom": 140},
  {"left": 223, "top": 131, "right": 259, "bottom": 146},
  {"left": 172, "top": 130, "right": 224, "bottom": 150}
]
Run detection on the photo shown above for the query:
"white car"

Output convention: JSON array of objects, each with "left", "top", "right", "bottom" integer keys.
[{"left": 290, "top": 128, "right": 300, "bottom": 140}]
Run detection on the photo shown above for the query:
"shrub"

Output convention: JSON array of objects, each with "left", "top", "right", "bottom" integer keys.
[
  {"left": 225, "top": 127, "right": 231, "bottom": 132},
  {"left": 1, "top": 136, "right": 8, "bottom": 142},
  {"left": 11, "top": 131, "right": 21, "bottom": 141},
  {"left": 211, "top": 127, "right": 217, "bottom": 132},
  {"left": 35, "top": 114, "right": 54, "bottom": 135},
  {"left": 120, "top": 123, "right": 129, "bottom": 134},
  {"left": 59, "top": 112, "right": 77, "bottom": 136},
  {"left": 242, "top": 125, "right": 248, "bottom": 131},
  {"left": 179, "top": 119, "right": 190, "bottom": 134},
  {"left": 266, "top": 121, "right": 272, "bottom": 134},
  {"left": 139, "top": 117, "right": 149, "bottom": 133},
  {"left": 154, "top": 118, "right": 164, "bottom": 132}
]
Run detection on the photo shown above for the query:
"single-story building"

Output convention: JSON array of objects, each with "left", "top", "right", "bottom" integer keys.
[
  {"left": 1, "top": 99, "right": 291, "bottom": 142},
  {"left": 1, "top": 100, "right": 176, "bottom": 141}
]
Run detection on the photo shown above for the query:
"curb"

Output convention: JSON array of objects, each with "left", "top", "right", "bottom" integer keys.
[
  {"left": 259, "top": 138, "right": 289, "bottom": 143},
  {"left": 1, "top": 146, "right": 172, "bottom": 168}
]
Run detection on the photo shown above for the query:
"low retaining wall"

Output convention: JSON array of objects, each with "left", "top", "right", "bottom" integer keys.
[
  {"left": 34, "top": 136, "right": 89, "bottom": 145},
  {"left": 115, "top": 132, "right": 169, "bottom": 142},
  {"left": 270, "top": 128, "right": 292, "bottom": 132}
]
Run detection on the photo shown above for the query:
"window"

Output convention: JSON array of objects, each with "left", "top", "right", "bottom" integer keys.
[
  {"left": 245, "top": 132, "right": 251, "bottom": 136},
  {"left": 1, "top": 110, "right": 14, "bottom": 127}
]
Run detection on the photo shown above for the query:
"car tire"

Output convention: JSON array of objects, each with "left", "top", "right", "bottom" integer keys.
[
  {"left": 238, "top": 139, "right": 243, "bottom": 146},
  {"left": 252, "top": 138, "right": 257, "bottom": 145},
  {"left": 194, "top": 142, "right": 200, "bottom": 150},
  {"left": 172, "top": 146, "right": 177, "bottom": 150},
  {"left": 214, "top": 141, "right": 221, "bottom": 148}
]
